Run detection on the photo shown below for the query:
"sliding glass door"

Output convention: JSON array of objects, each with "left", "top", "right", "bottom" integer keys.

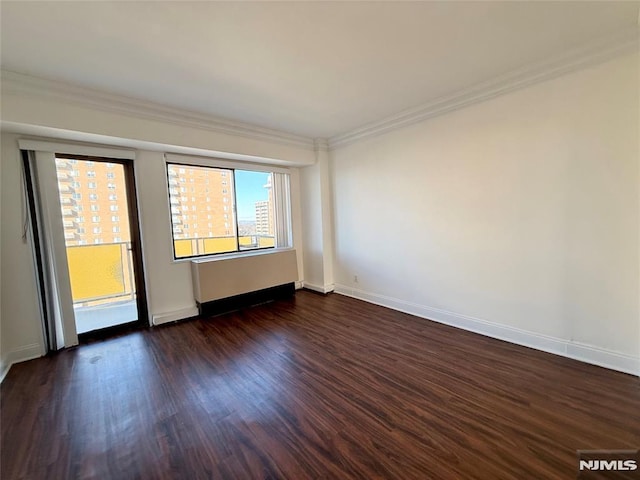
[{"left": 53, "top": 156, "right": 144, "bottom": 334}]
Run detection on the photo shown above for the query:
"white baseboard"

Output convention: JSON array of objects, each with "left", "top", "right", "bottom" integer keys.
[
  {"left": 303, "top": 282, "right": 335, "bottom": 294},
  {"left": 334, "top": 284, "right": 639, "bottom": 377},
  {"left": 152, "top": 305, "right": 200, "bottom": 326},
  {"left": 0, "top": 343, "right": 45, "bottom": 383},
  {"left": 295, "top": 281, "right": 304, "bottom": 290}
]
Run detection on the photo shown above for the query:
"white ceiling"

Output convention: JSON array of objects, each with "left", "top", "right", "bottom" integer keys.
[{"left": 1, "top": 1, "right": 638, "bottom": 139}]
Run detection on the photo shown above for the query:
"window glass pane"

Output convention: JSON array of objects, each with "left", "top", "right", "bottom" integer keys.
[
  {"left": 167, "top": 164, "right": 237, "bottom": 258},
  {"left": 235, "top": 170, "right": 275, "bottom": 251},
  {"left": 55, "top": 157, "right": 130, "bottom": 247}
]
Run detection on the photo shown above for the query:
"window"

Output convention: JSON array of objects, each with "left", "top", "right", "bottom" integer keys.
[
  {"left": 107, "top": 182, "right": 116, "bottom": 190},
  {"left": 111, "top": 215, "right": 119, "bottom": 222},
  {"left": 92, "top": 215, "right": 100, "bottom": 223},
  {"left": 109, "top": 194, "right": 117, "bottom": 201},
  {"left": 90, "top": 205, "right": 99, "bottom": 212},
  {"left": 72, "top": 193, "right": 82, "bottom": 200},
  {"left": 110, "top": 205, "right": 118, "bottom": 212},
  {"left": 87, "top": 171, "right": 96, "bottom": 178},
  {"left": 112, "top": 226, "right": 120, "bottom": 233},
  {"left": 93, "top": 227, "right": 101, "bottom": 234},
  {"left": 89, "top": 193, "right": 98, "bottom": 201},
  {"left": 166, "top": 163, "right": 290, "bottom": 258},
  {"left": 88, "top": 182, "right": 97, "bottom": 189},
  {"left": 107, "top": 172, "right": 115, "bottom": 179}
]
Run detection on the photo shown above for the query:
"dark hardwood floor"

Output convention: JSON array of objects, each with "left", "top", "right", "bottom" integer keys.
[{"left": 2, "top": 291, "right": 638, "bottom": 479}]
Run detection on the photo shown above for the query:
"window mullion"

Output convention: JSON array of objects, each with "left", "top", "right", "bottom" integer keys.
[
  {"left": 167, "top": 162, "right": 286, "bottom": 259},
  {"left": 231, "top": 169, "right": 240, "bottom": 253}
]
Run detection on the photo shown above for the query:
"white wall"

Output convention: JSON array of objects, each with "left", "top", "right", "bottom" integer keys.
[
  {"left": 1, "top": 133, "right": 46, "bottom": 378},
  {"left": 331, "top": 52, "right": 639, "bottom": 374},
  {"left": 1, "top": 72, "right": 316, "bottom": 167},
  {"left": 134, "top": 150, "right": 199, "bottom": 323},
  {"left": 300, "top": 147, "right": 335, "bottom": 292},
  {"left": 0, "top": 89, "right": 311, "bottom": 374}
]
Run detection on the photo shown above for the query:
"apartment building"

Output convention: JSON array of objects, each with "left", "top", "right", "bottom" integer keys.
[
  {"left": 56, "top": 158, "right": 130, "bottom": 246},
  {"left": 255, "top": 176, "right": 274, "bottom": 236}
]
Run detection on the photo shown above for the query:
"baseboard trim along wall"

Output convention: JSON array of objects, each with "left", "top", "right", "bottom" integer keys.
[
  {"left": 0, "top": 343, "right": 45, "bottom": 383},
  {"left": 334, "top": 284, "right": 640, "bottom": 377},
  {"left": 302, "top": 282, "right": 335, "bottom": 294},
  {"left": 152, "top": 305, "right": 200, "bottom": 326}
]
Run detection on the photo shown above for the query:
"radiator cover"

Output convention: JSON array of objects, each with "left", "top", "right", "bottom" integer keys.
[{"left": 191, "top": 249, "right": 298, "bottom": 304}]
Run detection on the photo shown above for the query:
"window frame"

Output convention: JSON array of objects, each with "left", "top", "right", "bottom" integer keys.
[{"left": 165, "top": 158, "right": 290, "bottom": 261}]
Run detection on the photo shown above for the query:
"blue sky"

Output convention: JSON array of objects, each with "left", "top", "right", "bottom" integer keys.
[{"left": 235, "top": 170, "right": 270, "bottom": 221}]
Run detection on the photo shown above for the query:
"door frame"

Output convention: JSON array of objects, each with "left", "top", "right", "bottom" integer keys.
[{"left": 55, "top": 154, "right": 149, "bottom": 337}]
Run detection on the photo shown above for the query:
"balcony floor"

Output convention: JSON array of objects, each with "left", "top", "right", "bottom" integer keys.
[{"left": 74, "top": 300, "right": 137, "bottom": 334}]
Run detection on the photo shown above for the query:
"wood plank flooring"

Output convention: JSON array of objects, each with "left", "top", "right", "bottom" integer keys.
[{"left": 2, "top": 291, "right": 639, "bottom": 479}]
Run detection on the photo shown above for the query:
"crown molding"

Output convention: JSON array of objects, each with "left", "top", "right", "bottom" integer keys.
[
  {"left": 2, "top": 26, "right": 637, "bottom": 153},
  {"left": 313, "top": 138, "right": 330, "bottom": 152},
  {"left": 329, "top": 27, "right": 640, "bottom": 149},
  {"left": 1, "top": 70, "right": 315, "bottom": 150}
]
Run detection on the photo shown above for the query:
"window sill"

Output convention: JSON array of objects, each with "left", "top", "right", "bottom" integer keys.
[{"left": 173, "top": 247, "right": 294, "bottom": 264}]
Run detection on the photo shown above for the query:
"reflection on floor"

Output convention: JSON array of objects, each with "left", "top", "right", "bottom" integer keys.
[{"left": 74, "top": 300, "right": 137, "bottom": 333}]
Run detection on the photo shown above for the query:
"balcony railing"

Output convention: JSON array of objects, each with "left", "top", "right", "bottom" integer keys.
[
  {"left": 173, "top": 235, "right": 275, "bottom": 258},
  {"left": 60, "top": 197, "right": 77, "bottom": 206},
  {"left": 57, "top": 174, "right": 73, "bottom": 183},
  {"left": 66, "top": 235, "right": 275, "bottom": 305},
  {"left": 65, "top": 242, "right": 135, "bottom": 306}
]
